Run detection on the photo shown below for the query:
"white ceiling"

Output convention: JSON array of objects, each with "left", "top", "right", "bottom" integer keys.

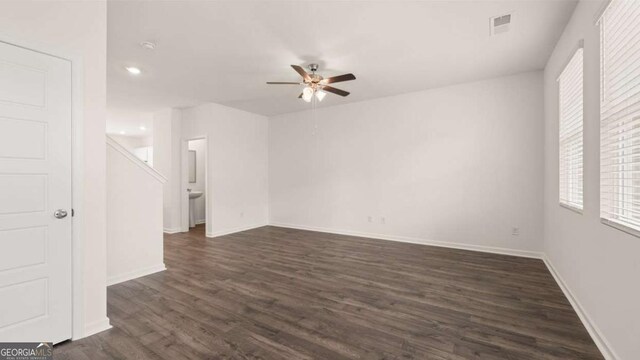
[{"left": 107, "top": 0, "right": 577, "bottom": 120}]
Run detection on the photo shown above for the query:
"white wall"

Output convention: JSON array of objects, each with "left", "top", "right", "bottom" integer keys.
[
  {"left": 269, "top": 72, "right": 544, "bottom": 255},
  {"left": 543, "top": 1, "right": 639, "bottom": 358},
  {"left": 106, "top": 138, "right": 165, "bottom": 286},
  {"left": 182, "top": 103, "right": 269, "bottom": 237},
  {"left": 188, "top": 139, "right": 206, "bottom": 224},
  {"left": 153, "top": 108, "right": 182, "bottom": 233},
  {"left": 0, "top": 1, "right": 109, "bottom": 338}
]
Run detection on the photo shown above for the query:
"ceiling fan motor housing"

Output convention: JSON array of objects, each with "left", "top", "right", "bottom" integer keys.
[
  {"left": 308, "top": 74, "right": 323, "bottom": 84},
  {"left": 306, "top": 64, "right": 323, "bottom": 85}
]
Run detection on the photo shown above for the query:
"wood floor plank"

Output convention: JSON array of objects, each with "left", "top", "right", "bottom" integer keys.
[{"left": 55, "top": 225, "right": 603, "bottom": 359}]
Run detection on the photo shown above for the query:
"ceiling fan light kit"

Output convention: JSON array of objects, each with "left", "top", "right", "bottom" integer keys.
[
  {"left": 315, "top": 89, "right": 327, "bottom": 102},
  {"left": 267, "top": 63, "right": 356, "bottom": 102},
  {"left": 302, "top": 86, "right": 314, "bottom": 102}
]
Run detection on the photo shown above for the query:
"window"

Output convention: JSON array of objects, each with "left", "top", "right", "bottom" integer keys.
[
  {"left": 558, "top": 48, "right": 584, "bottom": 211},
  {"left": 600, "top": 0, "right": 640, "bottom": 233}
]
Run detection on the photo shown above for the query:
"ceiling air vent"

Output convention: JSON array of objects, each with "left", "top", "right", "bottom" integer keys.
[{"left": 490, "top": 14, "right": 512, "bottom": 36}]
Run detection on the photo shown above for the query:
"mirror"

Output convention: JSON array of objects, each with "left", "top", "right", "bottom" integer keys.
[{"left": 188, "top": 150, "right": 196, "bottom": 183}]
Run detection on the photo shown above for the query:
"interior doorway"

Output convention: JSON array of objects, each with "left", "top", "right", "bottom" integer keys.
[{"left": 181, "top": 137, "right": 208, "bottom": 234}]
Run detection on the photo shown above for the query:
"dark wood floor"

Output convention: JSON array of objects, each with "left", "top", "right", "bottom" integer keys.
[{"left": 55, "top": 225, "right": 603, "bottom": 359}]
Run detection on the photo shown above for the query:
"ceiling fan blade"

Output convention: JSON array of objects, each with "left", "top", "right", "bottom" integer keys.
[
  {"left": 321, "top": 85, "right": 350, "bottom": 97},
  {"left": 321, "top": 73, "right": 356, "bottom": 84},
  {"left": 266, "top": 82, "right": 300, "bottom": 85},
  {"left": 291, "top": 65, "right": 311, "bottom": 82}
]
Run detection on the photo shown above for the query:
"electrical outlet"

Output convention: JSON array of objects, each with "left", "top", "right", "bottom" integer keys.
[
  {"left": 367, "top": 216, "right": 373, "bottom": 223},
  {"left": 240, "top": 211, "right": 244, "bottom": 218},
  {"left": 381, "top": 217, "right": 386, "bottom": 224},
  {"left": 512, "top": 227, "right": 520, "bottom": 236}
]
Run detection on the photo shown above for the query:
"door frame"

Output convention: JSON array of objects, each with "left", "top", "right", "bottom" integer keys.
[
  {"left": 0, "top": 38, "right": 89, "bottom": 340},
  {"left": 181, "top": 135, "right": 209, "bottom": 234}
]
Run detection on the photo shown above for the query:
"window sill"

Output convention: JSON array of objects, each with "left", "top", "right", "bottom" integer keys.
[
  {"left": 559, "top": 202, "right": 583, "bottom": 214},
  {"left": 601, "top": 218, "right": 640, "bottom": 239}
]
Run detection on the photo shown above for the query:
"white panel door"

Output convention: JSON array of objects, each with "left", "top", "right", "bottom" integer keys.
[{"left": 0, "top": 41, "right": 72, "bottom": 344}]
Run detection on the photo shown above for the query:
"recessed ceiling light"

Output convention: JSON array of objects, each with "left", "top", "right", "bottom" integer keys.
[
  {"left": 119, "top": 130, "right": 126, "bottom": 135},
  {"left": 139, "top": 126, "right": 147, "bottom": 131},
  {"left": 126, "top": 67, "right": 141, "bottom": 75},
  {"left": 140, "top": 41, "right": 156, "bottom": 50}
]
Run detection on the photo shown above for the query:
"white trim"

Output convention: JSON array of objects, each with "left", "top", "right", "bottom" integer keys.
[
  {"left": 196, "top": 219, "right": 206, "bottom": 225},
  {"left": 163, "top": 227, "right": 182, "bottom": 234},
  {"left": 542, "top": 256, "right": 619, "bottom": 360},
  {"left": 556, "top": 40, "right": 584, "bottom": 82},
  {"left": 207, "top": 223, "right": 269, "bottom": 238},
  {"left": 106, "top": 136, "right": 167, "bottom": 184},
  {"left": 600, "top": 217, "right": 640, "bottom": 239},
  {"left": 70, "top": 54, "right": 85, "bottom": 341},
  {"left": 107, "top": 263, "right": 166, "bottom": 286},
  {"left": 559, "top": 202, "right": 583, "bottom": 215},
  {"left": 595, "top": 0, "right": 613, "bottom": 25},
  {"left": 266, "top": 223, "right": 614, "bottom": 358},
  {"left": 82, "top": 318, "right": 111, "bottom": 338},
  {"left": 269, "top": 223, "right": 544, "bottom": 259}
]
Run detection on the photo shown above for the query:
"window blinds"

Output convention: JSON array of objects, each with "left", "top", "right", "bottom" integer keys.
[
  {"left": 600, "top": 0, "right": 640, "bottom": 232},
  {"left": 558, "top": 48, "right": 584, "bottom": 210}
]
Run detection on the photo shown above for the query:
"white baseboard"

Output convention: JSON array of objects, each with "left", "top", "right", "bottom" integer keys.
[
  {"left": 267, "top": 222, "right": 614, "bottom": 359},
  {"left": 196, "top": 219, "right": 206, "bottom": 225},
  {"left": 82, "top": 317, "right": 112, "bottom": 338},
  {"left": 163, "top": 227, "right": 181, "bottom": 234},
  {"left": 542, "top": 256, "right": 618, "bottom": 360},
  {"left": 269, "top": 222, "right": 544, "bottom": 259},
  {"left": 105, "top": 221, "right": 618, "bottom": 358},
  {"left": 107, "top": 263, "right": 167, "bottom": 286},
  {"left": 206, "top": 223, "right": 268, "bottom": 238}
]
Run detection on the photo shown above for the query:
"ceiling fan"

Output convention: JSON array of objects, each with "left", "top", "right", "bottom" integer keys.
[{"left": 267, "top": 64, "right": 356, "bottom": 102}]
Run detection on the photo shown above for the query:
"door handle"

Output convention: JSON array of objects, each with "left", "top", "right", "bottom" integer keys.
[{"left": 54, "top": 209, "right": 68, "bottom": 219}]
